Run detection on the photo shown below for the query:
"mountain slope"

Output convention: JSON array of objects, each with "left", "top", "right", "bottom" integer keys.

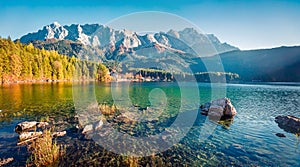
[
  {"left": 167, "top": 28, "right": 239, "bottom": 56},
  {"left": 191, "top": 46, "right": 300, "bottom": 82},
  {"left": 31, "top": 39, "right": 105, "bottom": 60}
]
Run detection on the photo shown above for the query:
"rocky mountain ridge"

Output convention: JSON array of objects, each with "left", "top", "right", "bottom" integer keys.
[{"left": 20, "top": 22, "right": 239, "bottom": 59}]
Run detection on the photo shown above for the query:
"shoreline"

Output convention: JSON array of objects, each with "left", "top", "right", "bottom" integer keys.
[
  {"left": 0, "top": 79, "right": 97, "bottom": 85},
  {"left": 1, "top": 79, "right": 299, "bottom": 86}
]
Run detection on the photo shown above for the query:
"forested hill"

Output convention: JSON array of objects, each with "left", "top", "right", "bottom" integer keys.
[
  {"left": 0, "top": 38, "right": 110, "bottom": 84},
  {"left": 191, "top": 46, "right": 300, "bottom": 82}
]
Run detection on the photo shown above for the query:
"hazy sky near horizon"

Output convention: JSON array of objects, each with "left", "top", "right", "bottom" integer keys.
[{"left": 0, "top": 0, "right": 299, "bottom": 50}]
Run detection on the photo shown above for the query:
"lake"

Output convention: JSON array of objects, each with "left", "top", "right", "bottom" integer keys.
[{"left": 0, "top": 82, "right": 299, "bottom": 166}]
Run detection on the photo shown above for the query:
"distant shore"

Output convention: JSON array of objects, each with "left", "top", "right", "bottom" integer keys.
[{"left": 1, "top": 79, "right": 299, "bottom": 87}]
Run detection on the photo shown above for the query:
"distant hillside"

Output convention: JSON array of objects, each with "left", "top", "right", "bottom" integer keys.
[
  {"left": 191, "top": 46, "right": 300, "bottom": 82},
  {"left": 31, "top": 39, "right": 105, "bottom": 61}
]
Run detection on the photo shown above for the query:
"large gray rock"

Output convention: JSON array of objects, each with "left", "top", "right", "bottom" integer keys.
[
  {"left": 200, "top": 98, "right": 237, "bottom": 119},
  {"left": 275, "top": 115, "right": 300, "bottom": 134},
  {"left": 15, "top": 121, "right": 49, "bottom": 134}
]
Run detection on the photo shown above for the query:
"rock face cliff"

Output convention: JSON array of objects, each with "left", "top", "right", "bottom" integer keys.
[{"left": 20, "top": 22, "right": 238, "bottom": 59}]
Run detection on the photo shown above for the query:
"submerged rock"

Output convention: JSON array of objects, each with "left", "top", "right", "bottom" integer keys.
[
  {"left": 94, "top": 120, "right": 104, "bottom": 131},
  {"left": 275, "top": 133, "right": 286, "bottom": 137},
  {"left": 82, "top": 124, "right": 93, "bottom": 134},
  {"left": 275, "top": 115, "right": 300, "bottom": 134},
  {"left": 0, "top": 158, "right": 14, "bottom": 166},
  {"left": 82, "top": 120, "right": 104, "bottom": 134},
  {"left": 200, "top": 98, "right": 237, "bottom": 119}
]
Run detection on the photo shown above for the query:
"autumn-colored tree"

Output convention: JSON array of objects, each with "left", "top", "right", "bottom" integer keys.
[
  {"left": 53, "top": 60, "right": 63, "bottom": 80},
  {"left": 9, "top": 54, "right": 22, "bottom": 81},
  {"left": 97, "top": 63, "right": 111, "bottom": 82},
  {"left": 0, "top": 37, "right": 110, "bottom": 83}
]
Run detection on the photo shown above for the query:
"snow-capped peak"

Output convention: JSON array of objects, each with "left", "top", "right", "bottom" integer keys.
[
  {"left": 19, "top": 23, "right": 239, "bottom": 57},
  {"left": 146, "top": 34, "right": 157, "bottom": 43},
  {"left": 52, "top": 21, "right": 61, "bottom": 27},
  {"left": 44, "top": 22, "right": 68, "bottom": 39}
]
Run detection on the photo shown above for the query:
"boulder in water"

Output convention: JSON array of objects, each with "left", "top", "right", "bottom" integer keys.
[
  {"left": 275, "top": 115, "right": 300, "bottom": 134},
  {"left": 15, "top": 121, "right": 49, "bottom": 134},
  {"left": 200, "top": 98, "right": 237, "bottom": 119}
]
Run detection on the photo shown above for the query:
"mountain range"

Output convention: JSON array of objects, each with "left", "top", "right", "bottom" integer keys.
[
  {"left": 20, "top": 22, "right": 238, "bottom": 59},
  {"left": 18, "top": 22, "right": 300, "bottom": 82}
]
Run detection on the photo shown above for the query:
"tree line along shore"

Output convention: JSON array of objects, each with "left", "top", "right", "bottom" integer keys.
[{"left": 0, "top": 37, "right": 111, "bottom": 84}]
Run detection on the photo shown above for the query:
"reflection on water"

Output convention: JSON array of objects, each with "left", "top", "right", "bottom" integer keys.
[
  {"left": 0, "top": 82, "right": 299, "bottom": 166},
  {"left": 0, "top": 82, "right": 74, "bottom": 124}
]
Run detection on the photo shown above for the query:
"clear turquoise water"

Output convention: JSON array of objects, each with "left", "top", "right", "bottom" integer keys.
[{"left": 0, "top": 82, "right": 299, "bottom": 166}]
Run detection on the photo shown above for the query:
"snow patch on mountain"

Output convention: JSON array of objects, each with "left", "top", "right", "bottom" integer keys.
[
  {"left": 77, "top": 24, "right": 90, "bottom": 46},
  {"left": 19, "top": 22, "right": 239, "bottom": 57},
  {"left": 44, "top": 22, "right": 68, "bottom": 39}
]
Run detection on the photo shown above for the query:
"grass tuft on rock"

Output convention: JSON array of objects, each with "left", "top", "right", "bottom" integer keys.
[{"left": 26, "top": 130, "right": 65, "bottom": 167}]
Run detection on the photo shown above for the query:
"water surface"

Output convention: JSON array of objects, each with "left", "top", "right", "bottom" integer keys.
[{"left": 0, "top": 82, "right": 299, "bottom": 166}]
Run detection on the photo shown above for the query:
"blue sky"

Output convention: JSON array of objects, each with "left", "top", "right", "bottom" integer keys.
[{"left": 0, "top": 0, "right": 299, "bottom": 50}]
